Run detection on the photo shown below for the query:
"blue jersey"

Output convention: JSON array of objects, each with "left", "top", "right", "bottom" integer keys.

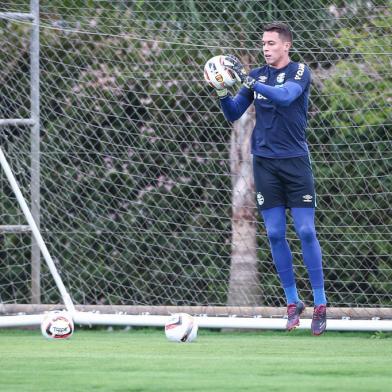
[{"left": 222, "top": 61, "right": 311, "bottom": 158}]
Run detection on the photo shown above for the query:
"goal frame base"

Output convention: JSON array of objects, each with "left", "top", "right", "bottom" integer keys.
[{"left": 1, "top": 304, "right": 391, "bottom": 331}]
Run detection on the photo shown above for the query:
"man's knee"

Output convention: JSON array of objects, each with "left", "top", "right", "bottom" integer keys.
[
  {"left": 267, "top": 227, "right": 286, "bottom": 245},
  {"left": 297, "top": 225, "right": 317, "bottom": 243}
]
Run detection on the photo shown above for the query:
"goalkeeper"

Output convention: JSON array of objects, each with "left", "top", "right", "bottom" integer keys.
[{"left": 217, "top": 22, "right": 326, "bottom": 335}]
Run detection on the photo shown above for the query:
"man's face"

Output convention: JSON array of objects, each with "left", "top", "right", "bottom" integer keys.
[{"left": 262, "top": 31, "right": 291, "bottom": 67}]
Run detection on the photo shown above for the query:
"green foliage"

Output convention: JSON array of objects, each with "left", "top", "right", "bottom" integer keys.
[
  {"left": 35, "top": 9, "right": 232, "bottom": 305},
  {"left": 305, "top": 7, "right": 392, "bottom": 306}
]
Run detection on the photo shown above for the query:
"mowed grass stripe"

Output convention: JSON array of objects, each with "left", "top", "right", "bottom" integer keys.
[{"left": 0, "top": 329, "right": 391, "bottom": 392}]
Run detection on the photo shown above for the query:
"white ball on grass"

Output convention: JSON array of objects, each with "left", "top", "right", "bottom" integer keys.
[
  {"left": 164, "top": 313, "right": 198, "bottom": 342},
  {"left": 40, "top": 310, "right": 74, "bottom": 340}
]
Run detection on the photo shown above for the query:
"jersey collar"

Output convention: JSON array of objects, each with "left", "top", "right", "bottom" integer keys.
[{"left": 267, "top": 61, "right": 293, "bottom": 72}]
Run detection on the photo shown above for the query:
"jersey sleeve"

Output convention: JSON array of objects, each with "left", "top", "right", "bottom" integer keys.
[
  {"left": 219, "top": 68, "right": 257, "bottom": 122},
  {"left": 250, "top": 63, "right": 310, "bottom": 106},
  {"left": 285, "top": 63, "right": 311, "bottom": 92}
]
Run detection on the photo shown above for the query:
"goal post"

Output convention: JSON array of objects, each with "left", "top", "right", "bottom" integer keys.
[
  {"left": 0, "top": 1, "right": 391, "bottom": 331},
  {"left": 0, "top": 146, "right": 75, "bottom": 316}
]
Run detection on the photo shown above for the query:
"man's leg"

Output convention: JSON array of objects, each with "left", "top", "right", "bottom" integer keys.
[
  {"left": 291, "top": 207, "right": 326, "bottom": 305},
  {"left": 262, "top": 206, "right": 304, "bottom": 330},
  {"left": 291, "top": 207, "right": 327, "bottom": 335}
]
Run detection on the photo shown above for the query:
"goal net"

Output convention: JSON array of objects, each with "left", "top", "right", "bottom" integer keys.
[{"left": 0, "top": 1, "right": 391, "bottom": 330}]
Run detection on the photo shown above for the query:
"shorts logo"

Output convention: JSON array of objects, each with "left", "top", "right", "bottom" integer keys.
[
  {"left": 276, "top": 72, "right": 285, "bottom": 84},
  {"left": 256, "top": 192, "right": 264, "bottom": 206},
  {"left": 302, "top": 194, "right": 313, "bottom": 203}
]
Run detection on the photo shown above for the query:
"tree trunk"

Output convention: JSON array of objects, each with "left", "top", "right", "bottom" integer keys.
[{"left": 227, "top": 104, "right": 262, "bottom": 306}]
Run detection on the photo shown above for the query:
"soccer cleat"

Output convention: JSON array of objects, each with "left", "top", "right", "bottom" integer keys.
[
  {"left": 286, "top": 301, "right": 305, "bottom": 331},
  {"left": 311, "top": 305, "right": 327, "bottom": 336}
]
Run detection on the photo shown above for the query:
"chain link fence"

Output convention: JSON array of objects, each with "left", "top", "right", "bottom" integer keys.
[{"left": 0, "top": 1, "right": 391, "bottom": 316}]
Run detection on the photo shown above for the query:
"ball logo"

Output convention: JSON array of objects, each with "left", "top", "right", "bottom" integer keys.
[
  {"left": 215, "top": 74, "right": 224, "bottom": 83},
  {"left": 208, "top": 62, "right": 217, "bottom": 72},
  {"left": 46, "top": 316, "right": 73, "bottom": 338},
  {"left": 256, "top": 192, "right": 264, "bottom": 205}
]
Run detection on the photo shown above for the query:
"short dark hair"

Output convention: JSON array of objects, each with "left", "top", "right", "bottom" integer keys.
[{"left": 263, "top": 22, "right": 292, "bottom": 42}]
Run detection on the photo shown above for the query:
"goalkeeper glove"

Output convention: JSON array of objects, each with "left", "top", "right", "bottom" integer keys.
[
  {"left": 223, "top": 55, "right": 256, "bottom": 90},
  {"left": 216, "top": 88, "right": 228, "bottom": 98}
]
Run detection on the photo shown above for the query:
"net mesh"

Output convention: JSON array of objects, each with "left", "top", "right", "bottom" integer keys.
[{"left": 0, "top": 1, "right": 391, "bottom": 315}]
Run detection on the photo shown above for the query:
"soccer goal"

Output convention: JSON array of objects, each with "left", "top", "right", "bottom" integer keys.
[{"left": 0, "top": 1, "right": 391, "bottom": 332}]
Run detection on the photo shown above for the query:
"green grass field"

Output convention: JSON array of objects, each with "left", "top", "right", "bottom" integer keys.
[{"left": 0, "top": 328, "right": 391, "bottom": 391}]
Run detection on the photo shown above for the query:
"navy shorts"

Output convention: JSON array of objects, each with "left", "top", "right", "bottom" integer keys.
[{"left": 253, "top": 155, "right": 316, "bottom": 210}]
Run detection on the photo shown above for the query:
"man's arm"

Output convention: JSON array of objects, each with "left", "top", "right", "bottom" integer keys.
[
  {"left": 219, "top": 91, "right": 253, "bottom": 122},
  {"left": 252, "top": 82, "right": 303, "bottom": 107},
  {"left": 224, "top": 55, "right": 309, "bottom": 107}
]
